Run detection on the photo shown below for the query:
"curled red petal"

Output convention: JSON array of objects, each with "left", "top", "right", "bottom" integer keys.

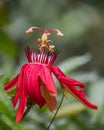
[
  {"left": 58, "top": 76, "right": 85, "bottom": 88},
  {"left": 63, "top": 83, "right": 97, "bottom": 109},
  {"left": 50, "top": 66, "right": 84, "bottom": 88},
  {"left": 51, "top": 66, "right": 98, "bottom": 109},
  {"left": 4, "top": 74, "right": 19, "bottom": 91}
]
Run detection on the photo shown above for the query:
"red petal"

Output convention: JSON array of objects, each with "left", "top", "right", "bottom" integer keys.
[
  {"left": 4, "top": 74, "right": 19, "bottom": 91},
  {"left": 13, "top": 65, "right": 27, "bottom": 108},
  {"left": 16, "top": 67, "right": 27, "bottom": 123},
  {"left": 51, "top": 66, "right": 84, "bottom": 88},
  {"left": 16, "top": 92, "right": 27, "bottom": 123},
  {"left": 17, "top": 64, "right": 27, "bottom": 89},
  {"left": 12, "top": 89, "right": 20, "bottom": 107},
  {"left": 39, "top": 66, "right": 57, "bottom": 95},
  {"left": 63, "top": 83, "right": 97, "bottom": 109},
  {"left": 24, "top": 64, "right": 46, "bottom": 107},
  {"left": 50, "top": 65, "right": 66, "bottom": 76},
  {"left": 51, "top": 66, "right": 98, "bottom": 109},
  {"left": 58, "top": 76, "right": 85, "bottom": 88}
]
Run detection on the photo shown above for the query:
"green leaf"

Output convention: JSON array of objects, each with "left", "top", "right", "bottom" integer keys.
[
  {"left": 88, "top": 78, "right": 104, "bottom": 106},
  {"left": 50, "top": 103, "right": 85, "bottom": 119},
  {"left": 0, "top": 77, "right": 28, "bottom": 130},
  {"left": 0, "top": 118, "right": 12, "bottom": 130},
  {"left": 0, "top": 78, "right": 15, "bottom": 118},
  {"left": 0, "top": 6, "right": 9, "bottom": 27},
  {"left": 0, "top": 115, "right": 28, "bottom": 130}
]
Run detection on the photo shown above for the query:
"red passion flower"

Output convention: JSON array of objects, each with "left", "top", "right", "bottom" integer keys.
[{"left": 4, "top": 26, "right": 97, "bottom": 123}]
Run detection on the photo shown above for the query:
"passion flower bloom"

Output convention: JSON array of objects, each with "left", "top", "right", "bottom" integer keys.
[{"left": 4, "top": 27, "right": 97, "bottom": 123}]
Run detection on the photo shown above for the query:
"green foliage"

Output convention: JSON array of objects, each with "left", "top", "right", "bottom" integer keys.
[
  {"left": 0, "top": 4, "right": 9, "bottom": 27},
  {"left": 58, "top": 53, "right": 91, "bottom": 74},
  {"left": 0, "top": 77, "right": 28, "bottom": 130},
  {"left": 0, "top": 0, "right": 104, "bottom": 130},
  {"left": 0, "top": 31, "right": 17, "bottom": 56}
]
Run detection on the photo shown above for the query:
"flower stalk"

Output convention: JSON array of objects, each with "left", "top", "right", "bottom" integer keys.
[
  {"left": 47, "top": 94, "right": 64, "bottom": 130},
  {"left": 23, "top": 98, "right": 34, "bottom": 119}
]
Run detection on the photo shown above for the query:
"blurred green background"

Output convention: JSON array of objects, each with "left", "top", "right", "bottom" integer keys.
[{"left": 0, "top": 0, "right": 104, "bottom": 130}]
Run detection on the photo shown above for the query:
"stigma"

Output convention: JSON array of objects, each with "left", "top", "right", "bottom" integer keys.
[{"left": 26, "top": 26, "right": 63, "bottom": 52}]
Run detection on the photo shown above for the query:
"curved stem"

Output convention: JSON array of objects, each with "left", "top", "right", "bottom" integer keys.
[{"left": 47, "top": 94, "right": 64, "bottom": 130}]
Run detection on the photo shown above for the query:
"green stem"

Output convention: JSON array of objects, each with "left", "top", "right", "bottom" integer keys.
[
  {"left": 47, "top": 94, "right": 64, "bottom": 130},
  {"left": 23, "top": 98, "right": 34, "bottom": 119},
  {"left": 23, "top": 105, "right": 32, "bottom": 119}
]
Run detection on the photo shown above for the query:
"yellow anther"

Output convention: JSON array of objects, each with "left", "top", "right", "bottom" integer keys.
[
  {"left": 41, "top": 33, "right": 48, "bottom": 42},
  {"left": 26, "top": 28, "right": 33, "bottom": 34},
  {"left": 57, "top": 32, "right": 64, "bottom": 36},
  {"left": 47, "top": 33, "right": 50, "bottom": 36}
]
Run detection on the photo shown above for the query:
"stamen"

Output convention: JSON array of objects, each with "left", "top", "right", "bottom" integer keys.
[
  {"left": 26, "top": 26, "right": 63, "bottom": 37},
  {"left": 46, "top": 29, "right": 64, "bottom": 36},
  {"left": 26, "top": 26, "right": 44, "bottom": 34},
  {"left": 26, "top": 26, "right": 64, "bottom": 52}
]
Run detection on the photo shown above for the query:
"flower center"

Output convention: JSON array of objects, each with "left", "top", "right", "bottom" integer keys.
[{"left": 25, "top": 47, "right": 59, "bottom": 65}]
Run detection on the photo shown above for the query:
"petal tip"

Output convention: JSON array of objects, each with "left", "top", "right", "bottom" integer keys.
[
  {"left": 16, "top": 113, "right": 23, "bottom": 123},
  {"left": 16, "top": 117, "right": 20, "bottom": 123},
  {"left": 91, "top": 105, "right": 98, "bottom": 110}
]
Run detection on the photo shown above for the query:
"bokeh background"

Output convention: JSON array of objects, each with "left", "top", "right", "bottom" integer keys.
[{"left": 0, "top": 0, "right": 104, "bottom": 130}]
